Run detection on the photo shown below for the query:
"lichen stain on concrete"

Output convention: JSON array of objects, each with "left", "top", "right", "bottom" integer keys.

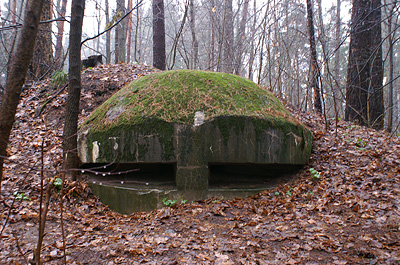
[
  {"left": 78, "top": 129, "right": 89, "bottom": 163},
  {"left": 92, "top": 141, "right": 100, "bottom": 162},
  {"left": 109, "top": 137, "right": 119, "bottom": 150},
  {"left": 193, "top": 111, "right": 205, "bottom": 126},
  {"left": 106, "top": 105, "right": 125, "bottom": 122}
]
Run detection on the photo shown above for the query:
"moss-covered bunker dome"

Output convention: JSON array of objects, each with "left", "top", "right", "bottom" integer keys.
[
  {"left": 80, "top": 70, "right": 300, "bottom": 130},
  {"left": 78, "top": 70, "right": 312, "bottom": 210}
]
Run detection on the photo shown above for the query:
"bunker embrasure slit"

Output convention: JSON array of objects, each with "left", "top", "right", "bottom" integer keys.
[{"left": 208, "top": 163, "right": 302, "bottom": 190}]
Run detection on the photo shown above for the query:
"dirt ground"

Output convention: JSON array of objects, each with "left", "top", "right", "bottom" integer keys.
[{"left": 0, "top": 64, "right": 399, "bottom": 264}]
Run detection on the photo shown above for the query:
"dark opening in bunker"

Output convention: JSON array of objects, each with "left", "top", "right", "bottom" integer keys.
[
  {"left": 82, "top": 163, "right": 177, "bottom": 189},
  {"left": 208, "top": 163, "right": 302, "bottom": 190}
]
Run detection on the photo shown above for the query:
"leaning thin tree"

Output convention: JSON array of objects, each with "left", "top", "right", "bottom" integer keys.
[
  {"left": 0, "top": 0, "right": 44, "bottom": 193},
  {"left": 62, "top": 0, "right": 85, "bottom": 179},
  {"left": 62, "top": 0, "right": 145, "bottom": 178}
]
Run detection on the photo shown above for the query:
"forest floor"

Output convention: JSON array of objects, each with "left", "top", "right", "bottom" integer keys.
[{"left": 0, "top": 63, "right": 399, "bottom": 264}]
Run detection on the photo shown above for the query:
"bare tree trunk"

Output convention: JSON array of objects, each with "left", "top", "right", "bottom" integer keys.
[
  {"left": 152, "top": 0, "right": 166, "bottom": 70},
  {"left": 29, "top": 0, "right": 54, "bottom": 80},
  {"left": 257, "top": 7, "right": 268, "bottom": 85},
  {"left": 386, "top": 1, "right": 396, "bottom": 132},
  {"left": 62, "top": 0, "right": 85, "bottom": 179},
  {"left": 12, "top": 0, "right": 17, "bottom": 24},
  {"left": 134, "top": 0, "right": 140, "bottom": 62},
  {"left": 235, "top": 0, "right": 249, "bottom": 76},
  {"left": 345, "top": 0, "right": 384, "bottom": 129},
  {"left": 54, "top": 0, "right": 68, "bottom": 70},
  {"left": 96, "top": 1, "right": 101, "bottom": 51},
  {"left": 216, "top": 1, "right": 225, "bottom": 72},
  {"left": 209, "top": 0, "right": 216, "bottom": 71},
  {"left": 7, "top": 0, "right": 22, "bottom": 64},
  {"left": 0, "top": 0, "right": 44, "bottom": 194},
  {"left": 105, "top": 0, "right": 111, "bottom": 64},
  {"left": 248, "top": 0, "right": 257, "bottom": 81},
  {"left": 306, "top": 0, "right": 322, "bottom": 114},
  {"left": 189, "top": 0, "right": 198, "bottom": 69},
  {"left": 126, "top": 0, "right": 133, "bottom": 63},
  {"left": 333, "top": 0, "right": 342, "bottom": 119},
  {"left": 222, "top": 0, "right": 234, "bottom": 73},
  {"left": 115, "top": 0, "right": 126, "bottom": 63}
]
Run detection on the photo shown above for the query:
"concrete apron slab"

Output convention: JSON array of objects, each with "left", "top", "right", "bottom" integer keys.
[{"left": 89, "top": 181, "right": 272, "bottom": 214}]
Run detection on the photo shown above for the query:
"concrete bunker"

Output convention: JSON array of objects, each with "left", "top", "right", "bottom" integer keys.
[{"left": 78, "top": 70, "right": 312, "bottom": 213}]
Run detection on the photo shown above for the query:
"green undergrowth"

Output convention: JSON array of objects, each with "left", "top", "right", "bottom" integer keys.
[{"left": 80, "top": 70, "right": 300, "bottom": 133}]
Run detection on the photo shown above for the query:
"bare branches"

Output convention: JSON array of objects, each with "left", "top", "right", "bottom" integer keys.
[
  {"left": 0, "top": 17, "right": 68, "bottom": 31},
  {"left": 81, "top": 0, "right": 144, "bottom": 46}
]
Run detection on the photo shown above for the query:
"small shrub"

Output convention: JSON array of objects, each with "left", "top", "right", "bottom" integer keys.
[
  {"left": 355, "top": 138, "right": 367, "bottom": 148},
  {"left": 309, "top": 168, "right": 321, "bottom": 179},
  {"left": 162, "top": 197, "right": 187, "bottom": 207},
  {"left": 53, "top": 177, "right": 63, "bottom": 190},
  {"left": 345, "top": 125, "right": 356, "bottom": 130},
  {"left": 162, "top": 198, "right": 176, "bottom": 206},
  {"left": 51, "top": 70, "right": 68, "bottom": 86},
  {"left": 285, "top": 188, "right": 294, "bottom": 196},
  {"left": 14, "top": 191, "right": 31, "bottom": 201}
]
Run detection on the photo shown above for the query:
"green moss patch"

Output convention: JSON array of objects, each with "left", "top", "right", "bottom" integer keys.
[{"left": 80, "top": 70, "right": 300, "bottom": 133}]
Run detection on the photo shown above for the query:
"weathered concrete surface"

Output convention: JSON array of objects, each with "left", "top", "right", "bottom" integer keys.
[
  {"left": 77, "top": 70, "right": 312, "bottom": 211},
  {"left": 79, "top": 117, "right": 311, "bottom": 189},
  {"left": 88, "top": 181, "right": 273, "bottom": 214}
]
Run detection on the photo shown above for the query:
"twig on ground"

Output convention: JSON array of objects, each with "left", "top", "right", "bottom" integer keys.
[
  {"left": 13, "top": 232, "right": 30, "bottom": 265},
  {"left": 36, "top": 83, "right": 68, "bottom": 117}
]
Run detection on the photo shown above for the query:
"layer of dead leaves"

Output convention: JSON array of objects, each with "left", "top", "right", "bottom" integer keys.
[{"left": 0, "top": 63, "right": 399, "bottom": 264}]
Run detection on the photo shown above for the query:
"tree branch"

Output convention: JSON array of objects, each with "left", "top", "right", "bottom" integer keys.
[
  {"left": 0, "top": 17, "right": 68, "bottom": 31},
  {"left": 81, "top": 0, "right": 144, "bottom": 46}
]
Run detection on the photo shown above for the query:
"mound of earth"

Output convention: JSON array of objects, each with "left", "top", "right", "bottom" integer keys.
[
  {"left": 38, "top": 63, "right": 158, "bottom": 127},
  {"left": 78, "top": 70, "right": 312, "bottom": 208}
]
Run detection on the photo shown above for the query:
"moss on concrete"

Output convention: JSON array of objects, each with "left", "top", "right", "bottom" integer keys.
[
  {"left": 85, "top": 118, "right": 175, "bottom": 162},
  {"left": 80, "top": 70, "right": 300, "bottom": 134}
]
